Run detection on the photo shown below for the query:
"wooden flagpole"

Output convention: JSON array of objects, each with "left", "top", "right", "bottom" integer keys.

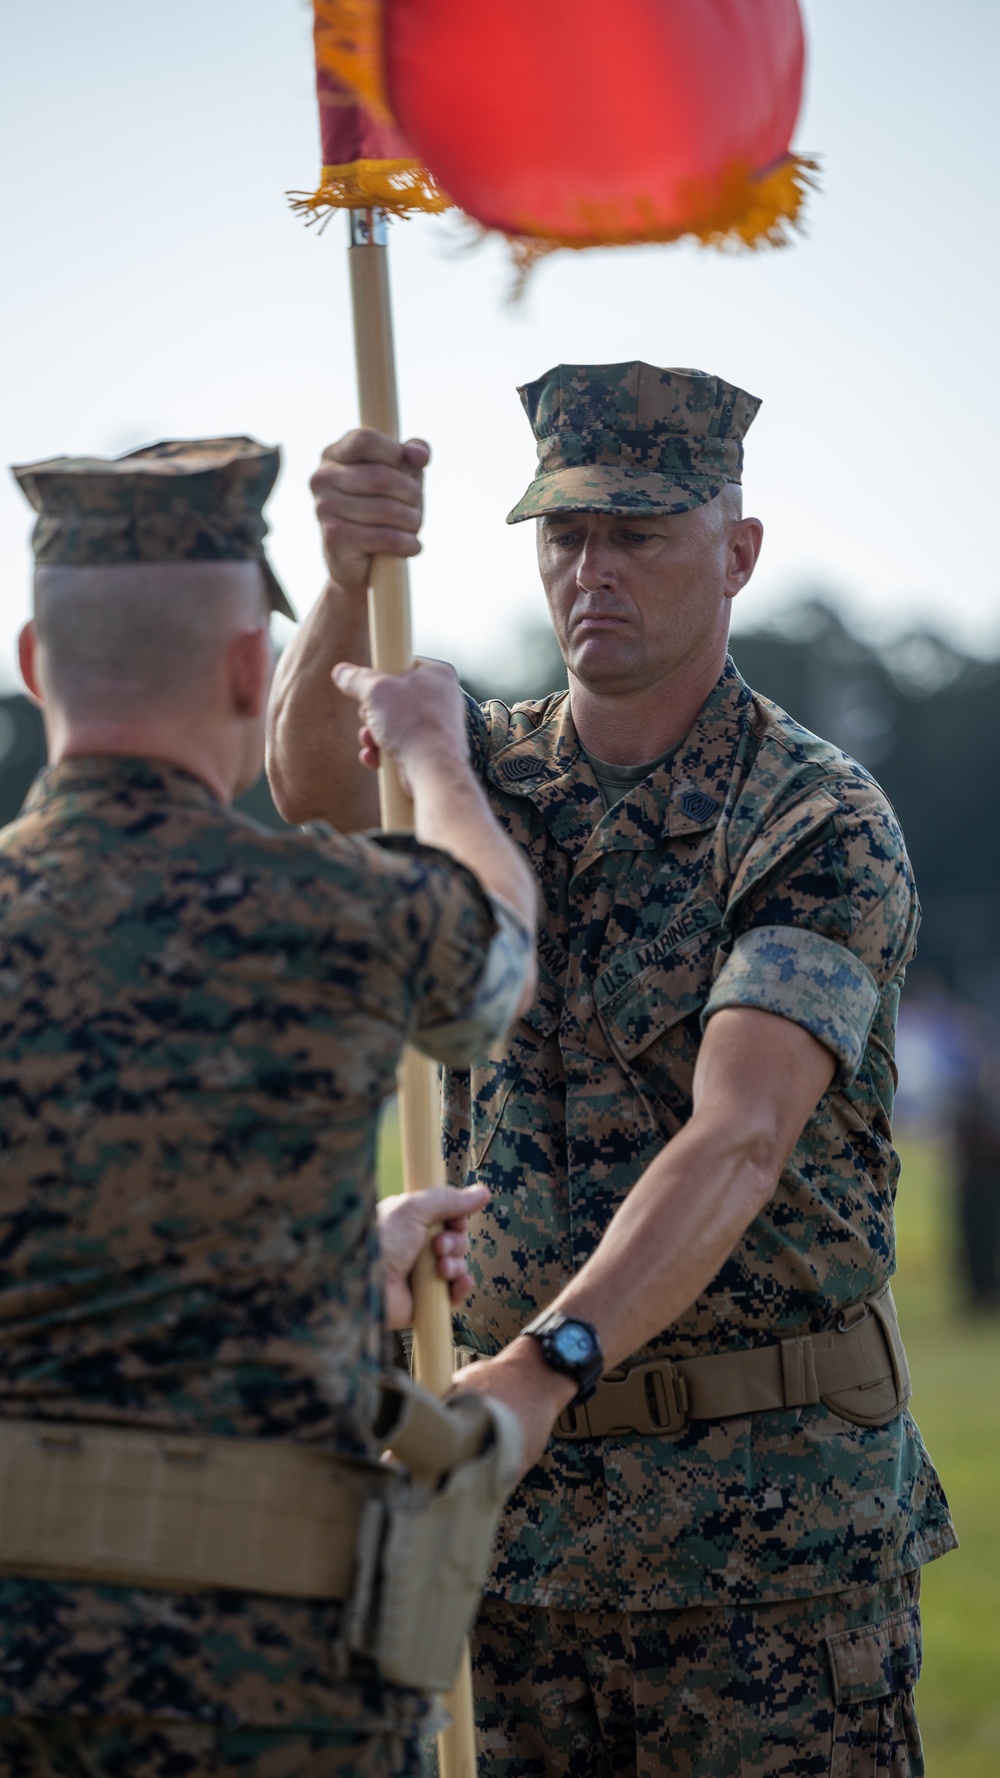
[{"left": 348, "top": 206, "right": 478, "bottom": 1778}]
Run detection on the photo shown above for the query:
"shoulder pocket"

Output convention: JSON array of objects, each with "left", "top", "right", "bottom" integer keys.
[{"left": 727, "top": 793, "right": 843, "bottom": 919}]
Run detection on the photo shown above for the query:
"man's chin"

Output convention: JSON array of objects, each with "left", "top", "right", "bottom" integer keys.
[{"left": 567, "top": 638, "right": 641, "bottom": 690}]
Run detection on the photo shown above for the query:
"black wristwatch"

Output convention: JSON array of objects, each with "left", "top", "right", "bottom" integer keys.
[{"left": 520, "top": 1310, "right": 604, "bottom": 1406}]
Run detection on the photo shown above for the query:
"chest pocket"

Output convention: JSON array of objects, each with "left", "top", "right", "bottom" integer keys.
[{"left": 595, "top": 901, "right": 722, "bottom": 1065}]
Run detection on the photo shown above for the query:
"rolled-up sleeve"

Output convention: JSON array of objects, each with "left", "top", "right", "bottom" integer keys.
[
  {"left": 703, "top": 776, "right": 919, "bottom": 1087},
  {"left": 702, "top": 925, "right": 879, "bottom": 1085},
  {"left": 364, "top": 835, "right": 533, "bottom": 1067}
]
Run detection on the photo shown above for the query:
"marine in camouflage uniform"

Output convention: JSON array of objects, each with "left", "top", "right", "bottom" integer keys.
[
  {"left": 266, "top": 366, "right": 957, "bottom": 1776},
  {"left": 0, "top": 440, "right": 534, "bottom": 1778},
  {"left": 443, "top": 367, "right": 954, "bottom": 1776}
]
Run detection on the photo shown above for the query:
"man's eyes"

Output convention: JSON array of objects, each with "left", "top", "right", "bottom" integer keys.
[
  {"left": 548, "top": 529, "right": 655, "bottom": 546},
  {"left": 612, "top": 529, "right": 657, "bottom": 546}
]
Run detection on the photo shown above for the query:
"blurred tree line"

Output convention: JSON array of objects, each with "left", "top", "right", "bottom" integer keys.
[{"left": 2, "top": 598, "right": 996, "bottom": 1007}]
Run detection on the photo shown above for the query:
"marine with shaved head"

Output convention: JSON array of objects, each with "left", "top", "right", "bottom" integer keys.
[
  {"left": 269, "top": 364, "right": 955, "bottom": 1777},
  {"left": 0, "top": 437, "right": 538, "bottom": 1778}
]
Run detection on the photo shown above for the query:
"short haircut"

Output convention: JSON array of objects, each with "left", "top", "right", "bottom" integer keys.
[{"left": 33, "top": 562, "right": 269, "bottom": 720}]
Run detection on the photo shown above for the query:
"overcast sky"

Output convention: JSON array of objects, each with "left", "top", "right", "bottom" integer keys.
[{"left": 2, "top": 0, "right": 998, "bottom": 688}]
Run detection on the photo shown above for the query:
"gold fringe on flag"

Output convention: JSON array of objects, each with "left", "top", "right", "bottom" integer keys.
[
  {"left": 505, "top": 155, "right": 820, "bottom": 278},
  {"left": 289, "top": 159, "right": 451, "bottom": 225}
]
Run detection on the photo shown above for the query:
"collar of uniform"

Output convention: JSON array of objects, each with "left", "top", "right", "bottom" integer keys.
[
  {"left": 571, "top": 657, "right": 752, "bottom": 864},
  {"left": 485, "top": 693, "right": 601, "bottom": 859},
  {"left": 668, "top": 656, "right": 753, "bottom": 836},
  {"left": 22, "top": 754, "right": 224, "bottom": 815},
  {"left": 483, "top": 660, "right": 752, "bottom": 860}
]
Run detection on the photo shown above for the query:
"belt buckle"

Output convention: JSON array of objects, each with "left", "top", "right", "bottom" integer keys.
[
  {"left": 556, "top": 1361, "right": 689, "bottom": 1439},
  {"left": 632, "top": 1361, "right": 688, "bottom": 1436}
]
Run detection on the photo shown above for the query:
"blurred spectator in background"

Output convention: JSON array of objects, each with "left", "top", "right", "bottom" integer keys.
[
  {"left": 893, "top": 977, "right": 983, "bottom": 1137},
  {"left": 895, "top": 978, "right": 1000, "bottom": 1311},
  {"left": 953, "top": 1056, "right": 1000, "bottom": 1310}
]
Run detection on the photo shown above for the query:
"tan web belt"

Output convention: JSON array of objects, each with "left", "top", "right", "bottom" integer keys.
[
  {"left": 559, "top": 1284, "right": 910, "bottom": 1438},
  {"left": 461, "top": 1282, "right": 911, "bottom": 1439},
  {"left": 0, "top": 1380, "right": 521, "bottom": 1697},
  {"left": 0, "top": 1418, "right": 373, "bottom": 1599}
]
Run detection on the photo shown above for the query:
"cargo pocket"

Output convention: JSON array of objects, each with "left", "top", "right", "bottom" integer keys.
[{"left": 827, "top": 1604, "right": 924, "bottom": 1777}]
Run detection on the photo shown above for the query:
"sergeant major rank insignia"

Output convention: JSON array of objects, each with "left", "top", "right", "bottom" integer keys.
[
  {"left": 501, "top": 756, "right": 552, "bottom": 783},
  {"left": 679, "top": 790, "right": 719, "bottom": 823}
]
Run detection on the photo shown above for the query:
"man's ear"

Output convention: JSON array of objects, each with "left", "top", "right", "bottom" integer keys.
[
  {"left": 724, "top": 517, "right": 764, "bottom": 602},
  {"left": 18, "top": 622, "right": 44, "bottom": 706},
  {"left": 227, "top": 625, "right": 272, "bottom": 720}
]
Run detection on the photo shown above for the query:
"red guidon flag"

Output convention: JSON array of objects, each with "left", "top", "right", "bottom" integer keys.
[{"left": 293, "top": 0, "right": 815, "bottom": 259}]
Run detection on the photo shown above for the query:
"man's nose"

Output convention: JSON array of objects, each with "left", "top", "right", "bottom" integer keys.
[{"left": 575, "top": 536, "right": 617, "bottom": 592}]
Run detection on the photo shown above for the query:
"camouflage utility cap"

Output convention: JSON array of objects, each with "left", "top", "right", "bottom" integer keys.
[
  {"left": 507, "top": 362, "right": 760, "bottom": 524},
  {"left": 11, "top": 436, "right": 296, "bottom": 620}
]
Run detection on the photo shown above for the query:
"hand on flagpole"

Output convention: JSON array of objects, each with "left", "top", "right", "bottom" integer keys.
[
  {"left": 332, "top": 657, "right": 538, "bottom": 946},
  {"left": 311, "top": 430, "right": 429, "bottom": 597},
  {"left": 331, "top": 656, "right": 467, "bottom": 790},
  {"left": 378, "top": 1184, "right": 490, "bottom": 1328}
]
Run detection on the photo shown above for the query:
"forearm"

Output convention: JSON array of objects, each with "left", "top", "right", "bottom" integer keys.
[
  {"left": 546, "top": 1115, "right": 775, "bottom": 1368},
  {"left": 449, "top": 1125, "right": 775, "bottom": 1469},
  {"left": 266, "top": 581, "right": 379, "bottom": 829},
  {"left": 551, "top": 1009, "right": 834, "bottom": 1363},
  {"left": 452, "top": 1108, "right": 780, "bottom": 1461},
  {"left": 412, "top": 760, "right": 538, "bottom": 938},
  {"left": 456, "top": 1008, "right": 836, "bottom": 1473}
]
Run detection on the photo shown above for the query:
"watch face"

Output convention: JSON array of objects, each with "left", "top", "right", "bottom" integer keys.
[{"left": 553, "top": 1321, "right": 596, "bottom": 1366}]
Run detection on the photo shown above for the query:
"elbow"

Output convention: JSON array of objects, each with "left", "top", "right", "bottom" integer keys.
[
  {"left": 689, "top": 1110, "right": 786, "bottom": 1219},
  {"left": 264, "top": 697, "right": 318, "bottom": 827},
  {"left": 743, "top": 1145, "right": 785, "bottom": 1217},
  {"left": 734, "top": 1114, "right": 792, "bottom": 1215},
  {"left": 264, "top": 743, "right": 307, "bottom": 828}
]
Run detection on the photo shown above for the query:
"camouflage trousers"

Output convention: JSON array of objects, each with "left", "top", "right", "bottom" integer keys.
[
  {"left": 0, "top": 1578, "right": 433, "bottom": 1775},
  {"left": 470, "top": 1571, "right": 923, "bottom": 1778},
  {"left": 0, "top": 1718, "right": 424, "bottom": 1778}
]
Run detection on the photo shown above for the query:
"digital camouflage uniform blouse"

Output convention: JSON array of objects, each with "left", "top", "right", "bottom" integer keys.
[
  {"left": 446, "top": 660, "right": 956, "bottom": 1613},
  {"left": 0, "top": 755, "right": 529, "bottom": 1733}
]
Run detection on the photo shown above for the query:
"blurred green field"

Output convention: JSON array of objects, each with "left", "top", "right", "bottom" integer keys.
[
  {"left": 376, "top": 1102, "right": 403, "bottom": 1200},
  {"left": 892, "top": 1138, "right": 1000, "bottom": 1776},
  {"left": 378, "top": 1116, "right": 999, "bottom": 1771}
]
